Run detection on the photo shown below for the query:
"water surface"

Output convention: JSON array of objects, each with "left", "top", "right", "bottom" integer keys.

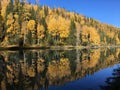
[{"left": 0, "top": 48, "right": 120, "bottom": 90}]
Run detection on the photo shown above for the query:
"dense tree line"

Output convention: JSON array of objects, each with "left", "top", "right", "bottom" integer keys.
[{"left": 0, "top": 0, "right": 120, "bottom": 46}]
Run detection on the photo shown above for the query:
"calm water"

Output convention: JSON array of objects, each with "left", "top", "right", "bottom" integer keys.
[{"left": 0, "top": 48, "right": 120, "bottom": 90}]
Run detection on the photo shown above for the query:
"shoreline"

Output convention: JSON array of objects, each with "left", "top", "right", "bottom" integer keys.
[{"left": 0, "top": 45, "right": 120, "bottom": 50}]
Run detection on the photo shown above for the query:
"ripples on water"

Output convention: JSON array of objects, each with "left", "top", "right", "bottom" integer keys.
[{"left": 0, "top": 48, "right": 120, "bottom": 90}]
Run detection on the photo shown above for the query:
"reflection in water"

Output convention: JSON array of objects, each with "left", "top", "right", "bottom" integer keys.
[
  {"left": 0, "top": 48, "right": 120, "bottom": 90},
  {"left": 100, "top": 66, "right": 120, "bottom": 90}
]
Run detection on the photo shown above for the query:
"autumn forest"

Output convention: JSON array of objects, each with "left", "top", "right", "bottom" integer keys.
[{"left": 0, "top": 0, "right": 120, "bottom": 47}]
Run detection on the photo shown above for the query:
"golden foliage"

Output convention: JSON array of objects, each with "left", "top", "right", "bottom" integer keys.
[
  {"left": 27, "top": 66, "right": 36, "bottom": 77},
  {"left": 37, "top": 24, "right": 45, "bottom": 39},
  {"left": 39, "top": 9, "right": 45, "bottom": 18},
  {"left": 37, "top": 58, "right": 45, "bottom": 73},
  {"left": 81, "top": 49, "right": 100, "bottom": 69},
  {"left": 89, "top": 49, "right": 100, "bottom": 67},
  {"left": 6, "top": 72, "right": 14, "bottom": 84},
  {"left": 13, "top": 21, "right": 20, "bottom": 32},
  {"left": 47, "top": 15, "right": 59, "bottom": 36},
  {"left": 6, "top": 26, "right": 13, "bottom": 33},
  {"left": 1, "top": 1, "right": 120, "bottom": 46},
  {"left": 106, "top": 55, "right": 115, "bottom": 61},
  {"left": 6, "top": 13, "right": 14, "bottom": 26},
  {"left": 115, "top": 34, "right": 120, "bottom": 45},
  {"left": 68, "top": 12, "right": 75, "bottom": 20},
  {"left": 115, "top": 48, "right": 120, "bottom": 59},
  {"left": 33, "top": 5, "right": 38, "bottom": 11},
  {"left": 47, "top": 58, "right": 71, "bottom": 80},
  {"left": 47, "top": 15, "right": 70, "bottom": 38},
  {"left": 106, "top": 30, "right": 115, "bottom": 38},
  {"left": 1, "top": 80, "right": 6, "bottom": 90},
  {"left": 59, "top": 16, "right": 70, "bottom": 38},
  {"left": 6, "top": 65, "right": 13, "bottom": 72},
  {"left": 21, "top": 21, "right": 28, "bottom": 35},
  {"left": 82, "top": 25, "right": 100, "bottom": 45},
  {"left": 1, "top": 0, "right": 9, "bottom": 17},
  {"left": 6, "top": 13, "right": 20, "bottom": 36},
  {"left": 27, "top": 20, "right": 36, "bottom": 31},
  {"left": 14, "top": 14, "right": 19, "bottom": 19}
]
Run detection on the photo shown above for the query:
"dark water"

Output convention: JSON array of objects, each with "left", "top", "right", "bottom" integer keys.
[{"left": 0, "top": 48, "right": 120, "bottom": 90}]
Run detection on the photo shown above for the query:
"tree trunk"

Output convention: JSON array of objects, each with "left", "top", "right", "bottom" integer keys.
[
  {"left": 37, "top": 38, "right": 39, "bottom": 45},
  {"left": 76, "top": 23, "right": 81, "bottom": 46}
]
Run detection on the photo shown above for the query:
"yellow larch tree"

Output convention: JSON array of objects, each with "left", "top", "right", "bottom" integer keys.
[
  {"left": 1, "top": 0, "right": 10, "bottom": 18},
  {"left": 21, "top": 3, "right": 31, "bottom": 45},
  {"left": 82, "top": 25, "right": 100, "bottom": 45},
  {"left": 59, "top": 16, "right": 70, "bottom": 39},
  {"left": 27, "top": 19, "right": 37, "bottom": 44},
  {"left": 37, "top": 23, "right": 45, "bottom": 45},
  {"left": 27, "top": 20, "right": 36, "bottom": 31},
  {"left": 47, "top": 15, "right": 70, "bottom": 44},
  {"left": 47, "top": 15, "right": 59, "bottom": 37},
  {"left": 39, "top": 9, "right": 45, "bottom": 19},
  {"left": 6, "top": 13, "right": 14, "bottom": 45},
  {"left": 6, "top": 13, "right": 20, "bottom": 45}
]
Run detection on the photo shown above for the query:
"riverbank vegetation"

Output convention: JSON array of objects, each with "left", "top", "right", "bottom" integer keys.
[{"left": 0, "top": 0, "right": 120, "bottom": 47}]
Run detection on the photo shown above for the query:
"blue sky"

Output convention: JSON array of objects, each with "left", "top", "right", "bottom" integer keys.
[{"left": 31, "top": 0, "right": 120, "bottom": 27}]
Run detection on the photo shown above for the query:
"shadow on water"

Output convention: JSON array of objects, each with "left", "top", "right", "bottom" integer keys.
[
  {"left": 100, "top": 66, "right": 120, "bottom": 90},
  {"left": 0, "top": 48, "right": 120, "bottom": 90}
]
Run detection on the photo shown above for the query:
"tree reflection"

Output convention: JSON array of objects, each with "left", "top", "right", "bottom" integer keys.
[
  {"left": 0, "top": 48, "right": 120, "bottom": 90},
  {"left": 46, "top": 58, "right": 71, "bottom": 85},
  {"left": 100, "top": 66, "right": 120, "bottom": 90}
]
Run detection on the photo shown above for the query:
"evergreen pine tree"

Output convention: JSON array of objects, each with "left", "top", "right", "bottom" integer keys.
[
  {"left": 67, "top": 20, "right": 76, "bottom": 45},
  {"left": 0, "top": 1, "right": 4, "bottom": 42}
]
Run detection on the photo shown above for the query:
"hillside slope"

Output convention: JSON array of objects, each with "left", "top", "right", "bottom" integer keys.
[{"left": 0, "top": 0, "right": 120, "bottom": 46}]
